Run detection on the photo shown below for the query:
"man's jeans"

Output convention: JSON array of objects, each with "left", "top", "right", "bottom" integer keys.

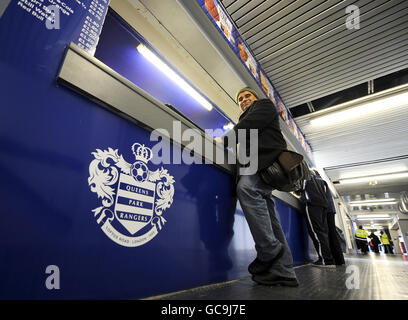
[{"left": 237, "top": 173, "right": 297, "bottom": 279}]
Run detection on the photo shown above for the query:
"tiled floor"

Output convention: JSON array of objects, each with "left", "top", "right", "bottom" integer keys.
[{"left": 145, "top": 253, "right": 408, "bottom": 300}]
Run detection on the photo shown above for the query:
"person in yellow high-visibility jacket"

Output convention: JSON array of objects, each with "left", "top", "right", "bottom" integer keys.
[
  {"left": 380, "top": 231, "right": 393, "bottom": 254},
  {"left": 355, "top": 226, "right": 369, "bottom": 254}
]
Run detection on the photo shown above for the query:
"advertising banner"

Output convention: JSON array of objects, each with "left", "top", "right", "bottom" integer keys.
[{"left": 198, "top": 0, "right": 313, "bottom": 158}]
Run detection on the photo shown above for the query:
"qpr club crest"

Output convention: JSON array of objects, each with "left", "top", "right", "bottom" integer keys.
[{"left": 88, "top": 143, "right": 175, "bottom": 247}]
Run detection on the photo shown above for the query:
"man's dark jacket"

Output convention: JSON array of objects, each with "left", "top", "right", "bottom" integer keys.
[
  {"left": 369, "top": 233, "right": 381, "bottom": 246},
  {"left": 303, "top": 173, "right": 336, "bottom": 213},
  {"left": 223, "top": 99, "right": 287, "bottom": 172}
]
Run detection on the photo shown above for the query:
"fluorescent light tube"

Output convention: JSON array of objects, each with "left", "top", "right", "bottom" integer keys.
[
  {"left": 137, "top": 44, "right": 213, "bottom": 111},
  {"left": 339, "top": 172, "right": 408, "bottom": 184},
  {"left": 350, "top": 202, "right": 397, "bottom": 206},
  {"left": 350, "top": 199, "right": 396, "bottom": 204},
  {"left": 310, "top": 91, "right": 408, "bottom": 126},
  {"left": 354, "top": 215, "right": 390, "bottom": 218},
  {"left": 356, "top": 217, "right": 392, "bottom": 220},
  {"left": 340, "top": 167, "right": 407, "bottom": 179}
]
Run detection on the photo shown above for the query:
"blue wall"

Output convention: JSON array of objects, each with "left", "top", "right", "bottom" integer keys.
[
  {"left": 0, "top": 3, "right": 311, "bottom": 299},
  {"left": 94, "top": 10, "right": 233, "bottom": 134}
]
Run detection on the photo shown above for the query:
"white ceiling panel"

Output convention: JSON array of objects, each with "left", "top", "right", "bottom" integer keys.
[
  {"left": 295, "top": 86, "right": 408, "bottom": 196},
  {"left": 297, "top": 99, "right": 408, "bottom": 166},
  {"left": 221, "top": 0, "right": 408, "bottom": 108}
]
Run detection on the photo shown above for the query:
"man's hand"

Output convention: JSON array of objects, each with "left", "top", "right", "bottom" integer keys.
[
  {"left": 214, "top": 137, "right": 223, "bottom": 144},
  {"left": 291, "top": 190, "right": 302, "bottom": 198}
]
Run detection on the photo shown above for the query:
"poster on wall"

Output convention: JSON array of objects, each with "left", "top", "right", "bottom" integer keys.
[
  {"left": 205, "top": 0, "right": 235, "bottom": 48},
  {"left": 198, "top": 0, "right": 313, "bottom": 158},
  {"left": 289, "top": 118, "right": 299, "bottom": 140},
  {"left": 276, "top": 95, "right": 288, "bottom": 123},
  {"left": 306, "top": 144, "right": 312, "bottom": 157},
  {"left": 260, "top": 70, "right": 276, "bottom": 103},
  {"left": 237, "top": 37, "right": 259, "bottom": 80},
  {"left": 298, "top": 133, "right": 305, "bottom": 150}
]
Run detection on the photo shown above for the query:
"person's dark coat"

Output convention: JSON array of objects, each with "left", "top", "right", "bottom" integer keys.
[
  {"left": 369, "top": 233, "right": 381, "bottom": 246},
  {"left": 223, "top": 99, "right": 287, "bottom": 172},
  {"left": 303, "top": 174, "right": 328, "bottom": 208},
  {"left": 323, "top": 181, "right": 336, "bottom": 214}
]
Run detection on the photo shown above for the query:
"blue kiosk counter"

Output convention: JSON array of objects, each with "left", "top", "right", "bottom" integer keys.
[{"left": 0, "top": 1, "right": 312, "bottom": 299}]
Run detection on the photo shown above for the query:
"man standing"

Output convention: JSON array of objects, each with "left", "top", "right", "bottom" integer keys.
[
  {"left": 368, "top": 231, "right": 380, "bottom": 254},
  {"left": 215, "top": 87, "right": 298, "bottom": 287},
  {"left": 380, "top": 230, "right": 393, "bottom": 254},
  {"left": 355, "top": 226, "right": 369, "bottom": 254},
  {"left": 301, "top": 170, "right": 337, "bottom": 268},
  {"left": 320, "top": 170, "right": 345, "bottom": 266}
]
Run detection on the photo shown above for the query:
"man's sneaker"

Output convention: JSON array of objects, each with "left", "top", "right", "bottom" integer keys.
[
  {"left": 248, "top": 247, "right": 284, "bottom": 275},
  {"left": 312, "top": 260, "right": 336, "bottom": 268},
  {"left": 252, "top": 274, "right": 299, "bottom": 287}
]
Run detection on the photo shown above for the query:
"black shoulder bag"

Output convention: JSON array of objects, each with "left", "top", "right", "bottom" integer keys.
[{"left": 259, "top": 150, "right": 310, "bottom": 192}]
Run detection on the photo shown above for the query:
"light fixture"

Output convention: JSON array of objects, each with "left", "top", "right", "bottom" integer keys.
[
  {"left": 349, "top": 198, "right": 396, "bottom": 204},
  {"left": 310, "top": 91, "right": 408, "bottom": 126},
  {"left": 349, "top": 199, "right": 397, "bottom": 206},
  {"left": 355, "top": 217, "right": 392, "bottom": 221},
  {"left": 223, "top": 122, "right": 234, "bottom": 130},
  {"left": 338, "top": 172, "right": 408, "bottom": 184},
  {"left": 353, "top": 214, "right": 390, "bottom": 219},
  {"left": 350, "top": 202, "right": 397, "bottom": 206},
  {"left": 137, "top": 44, "right": 213, "bottom": 111}
]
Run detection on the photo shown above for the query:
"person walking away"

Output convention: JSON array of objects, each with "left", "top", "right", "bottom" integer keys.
[
  {"left": 355, "top": 226, "right": 369, "bottom": 254},
  {"left": 380, "top": 231, "right": 393, "bottom": 254},
  {"left": 368, "top": 231, "right": 380, "bottom": 254}
]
